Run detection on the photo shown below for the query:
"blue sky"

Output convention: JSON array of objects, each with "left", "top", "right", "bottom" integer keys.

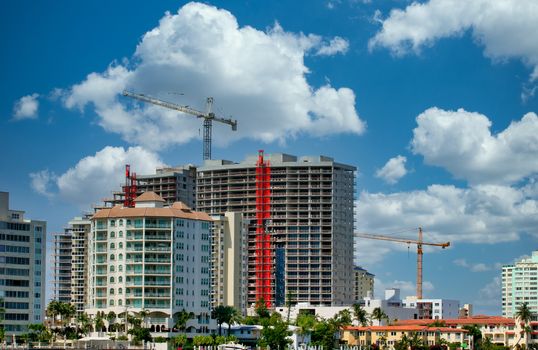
[{"left": 2, "top": 0, "right": 538, "bottom": 315}]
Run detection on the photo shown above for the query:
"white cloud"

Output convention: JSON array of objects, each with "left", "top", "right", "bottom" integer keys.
[
  {"left": 30, "top": 146, "right": 165, "bottom": 208},
  {"left": 63, "top": 2, "right": 364, "bottom": 151},
  {"left": 475, "top": 276, "right": 501, "bottom": 307},
  {"left": 376, "top": 155, "right": 407, "bottom": 184},
  {"left": 356, "top": 183, "right": 538, "bottom": 246},
  {"left": 29, "top": 170, "right": 56, "bottom": 197},
  {"left": 375, "top": 278, "right": 434, "bottom": 299},
  {"left": 315, "top": 37, "right": 349, "bottom": 56},
  {"left": 453, "top": 258, "right": 502, "bottom": 272},
  {"left": 13, "top": 93, "right": 40, "bottom": 120},
  {"left": 411, "top": 108, "right": 538, "bottom": 185},
  {"left": 369, "top": 0, "right": 538, "bottom": 82}
]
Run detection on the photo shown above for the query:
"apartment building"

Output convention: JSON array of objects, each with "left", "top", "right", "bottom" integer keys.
[
  {"left": 403, "top": 297, "right": 460, "bottom": 320},
  {"left": 87, "top": 192, "right": 214, "bottom": 335},
  {"left": 0, "top": 192, "right": 46, "bottom": 339},
  {"left": 342, "top": 325, "right": 470, "bottom": 349},
  {"left": 52, "top": 231, "right": 72, "bottom": 303},
  {"left": 354, "top": 266, "right": 374, "bottom": 302},
  {"left": 103, "top": 166, "right": 197, "bottom": 209},
  {"left": 197, "top": 153, "right": 356, "bottom": 307},
  {"left": 502, "top": 251, "right": 538, "bottom": 318},
  {"left": 51, "top": 216, "right": 91, "bottom": 313},
  {"left": 211, "top": 212, "right": 248, "bottom": 315}
]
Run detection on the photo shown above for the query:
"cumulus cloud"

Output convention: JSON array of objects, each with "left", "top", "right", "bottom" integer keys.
[
  {"left": 475, "top": 276, "right": 501, "bottom": 307},
  {"left": 411, "top": 108, "right": 538, "bottom": 185},
  {"left": 30, "top": 146, "right": 165, "bottom": 208},
  {"left": 356, "top": 184, "right": 538, "bottom": 246},
  {"left": 453, "top": 258, "right": 502, "bottom": 272},
  {"left": 63, "top": 2, "right": 364, "bottom": 151},
  {"left": 376, "top": 155, "right": 407, "bottom": 184},
  {"left": 13, "top": 93, "right": 40, "bottom": 120},
  {"left": 315, "top": 37, "right": 349, "bottom": 56},
  {"left": 29, "top": 170, "right": 56, "bottom": 197},
  {"left": 369, "top": 0, "right": 538, "bottom": 81}
]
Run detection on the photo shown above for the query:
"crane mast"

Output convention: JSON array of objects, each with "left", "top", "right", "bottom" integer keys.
[
  {"left": 355, "top": 227, "right": 450, "bottom": 299},
  {"left": 122, "top": 90, "right": 237, "bottom": 160}
]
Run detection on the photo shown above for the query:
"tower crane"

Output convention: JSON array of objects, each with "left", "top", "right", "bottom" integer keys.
[
  {"left": 122, "top": 90, "right": 237, "bottom": 161},
  {"left": 355, "top": 227, "right": 450, "bottom": 299}
]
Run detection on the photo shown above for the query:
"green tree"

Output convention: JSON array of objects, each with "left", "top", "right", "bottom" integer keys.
[
  {"left": 462, "top": 324, "right": 482, "bottom": 350},
  {"left": 193, "top": 335, "right": 214, "bottom": 346},
  {"left": 371, "top": 307, "right": 389, "bottom": 326},
  {"left": 255, "top": 298, "right": 271, "bottom": 319},
  {"left": 428, "top": 320, "right": 446, "bottom": 327},
  {"left": 334, "top": 309, "right": 353, "bottom": 328},
  {"left": 516, "top": 302, "right": 534, "bottom": 347},
  {"left": 106, "top": 311, "right": 117, "bottom": 331},
  {"left": 128, "top": 326, "right": 152, "bottom": 345},
  {"left": 76, "top": 312, "right": 92, "bottom": 337},
  {"left": 175, "top": 309, "right": 194, "bottom": 332},
  {"left": 213, "top": 305, "right": 240, "bottom": 336},
  {"left": 173, "top": 334, "right": 187, "bottom": 348},
  {"left": 296, "top": 312, "right": 316, "bottom": 336},
  {"left": 394, "top": 334, "right": 410, "bottom": 350},
  {"left": 95, "top": 312, "right": 106, "bottom": 332},
  {"left": 353, "top": 303, "right": 369, "bottom": 326},
  {"left": 286, "top": 291, "right": 296, "bottom": 324},
  {"left": 259, "top": 315, "right": 292, "bottom": 350},
  {"left": 311, "top": 318, "right": 338, "bottom": 350}
]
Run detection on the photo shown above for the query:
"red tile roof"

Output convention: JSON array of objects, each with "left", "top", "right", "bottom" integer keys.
[
  {"left": 394, "top": 316, "right": 515, "bottom": 327},
  {"left": 344, "top": 325, "right": 467, "bottom": 333},
  {"left": 92, "top": 202, "right": 211, "bottom": 221}
]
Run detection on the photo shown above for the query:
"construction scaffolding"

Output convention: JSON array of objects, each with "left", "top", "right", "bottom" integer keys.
[
  {"left": 255, "top": 150, "right": 273, "bottom": 307},
  {"left": 123, "top": 164, "right": 137, "bottom": 208}
]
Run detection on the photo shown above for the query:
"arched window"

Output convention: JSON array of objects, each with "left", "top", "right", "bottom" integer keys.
[
  {"left": 110, "top": 243, "right": 115, "bottom": 249},
  {"left": 119, "top": 242, "right": 123, "bottom": 249},
  {"left": 110, "top": 266, "right": 115, "bottom": 272},
  {"left": 119, "top": 288, "right": 123, "bottom": 294},
  {"left": 119, "top": 299, "right": 123, "bottom": 306},
  {"left": 119, "top": 219, "right": 124, "bottom": 226},
  {"left": 110, "top": 231, "right": 115, "bottom": 239},
  {"left": 119, "top": 266, "right": 123, "bottom": 272},
  {"left": 119, "top": 276, "right": 123, "bottom": 282},
  {"left": 118, "top": 253, "right": 123, "bottom": 261},
  {"left": 110, "top": 299, "right": 115, "bottom": 306},
  {"left": 110, "top": 254, "right": 115, "bottom": 260},
  {"left": 110, "top": 277, "right": 115, "bottom": 283},
  {"left": 109, "top": 288, "right": 115, "bottom": 295},
  {"left": 119, "top": 231, "right": 123, "bottom": 238}
]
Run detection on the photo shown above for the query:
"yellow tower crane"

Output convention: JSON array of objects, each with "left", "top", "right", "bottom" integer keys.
[
  {"left": 355, "top": 227, "right": 450, "bottom": 299},
  {"left": 122, "top": 90, "right": 237, "bottom": 161}
]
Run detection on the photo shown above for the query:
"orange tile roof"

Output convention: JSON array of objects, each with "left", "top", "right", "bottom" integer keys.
[
  {"left": 92, "top": 202, "right": 211, "bottom": 221},
  {"left": 344, "top": 325, "right": 467, "bottom": 333},
  {"left": 394, "top": 316, "right": 515, "bottom": 327},
  {"left": 134, "top": 191, "right": 165, "bottom": 202}
]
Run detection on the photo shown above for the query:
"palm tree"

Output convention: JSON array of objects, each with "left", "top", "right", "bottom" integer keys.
[
  {"left": 76, "top": 312, "right": 92, "bottom": 337},
  {"left": 94, "top": 312, "right": 106, "bottom": 333},
  {"left": 175, "top": 309, "right": 194, "bottom": 333},
  {"left": 213, "top": 305, "right": 234, "bottom": 336},
  {"left": 352, "top": 303, "right": 369, "bottom": 326},
  {"left": 106, "top": 311, "right": 117, "bottom": 332},
  {"left": 227, "top": 307, "right": 242, "bottom": 336},
  {"left": 371, "top": 307, "right": 388, "bottom": 326},
  {"left": 515, "top": 302, "right": 534, "bottom": 347}
]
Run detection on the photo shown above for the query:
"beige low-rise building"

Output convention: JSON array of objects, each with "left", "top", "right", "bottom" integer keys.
[{"left": 342, "top": 325, "right": 470, "bottom": 349}]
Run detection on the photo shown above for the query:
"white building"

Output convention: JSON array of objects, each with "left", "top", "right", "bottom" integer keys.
[
  {"left": 403, "top": 296, "right": 459, "bottom": 320},
  {"left": 502, "top": 251, "right": 538, "bottom": 318},
  {"left": 87, "top": 192, "right": 214, "bottom": 336},
  {"left": 275, "top": 289, "right": 418, "bottom": 325},
  {"left": 0, "top": 192, "right": 46, "bottom": 340}
]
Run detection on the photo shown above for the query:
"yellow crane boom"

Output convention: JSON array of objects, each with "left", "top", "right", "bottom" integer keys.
[
  {"left": 355, "top": 227, "right": 450, "bottom": 299},
  {"left": 122, "top": 90, "right": 237, "bottom": 160}
]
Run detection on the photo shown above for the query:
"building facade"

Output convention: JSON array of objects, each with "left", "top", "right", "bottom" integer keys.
[
  {"left": 210, "top": 212, "right": 248, "bottom": 315},
  {"left": 342, "top": 325, "right": 470, "bottom": 349},
  {"left": 69, "top": 216, "right": 91, "bottom": 314},
  {"left": 87, "top": 192, "right": 213, "bottom": 335},
  {"left": 354, "top": 266, "right": 374, "bottom": 302},
  {"left": 103, "top": 166, "right": 197, "bottom": 209},
  {"left": 0, "top": 192, "right": 46, "bottom": 339},
  {"left": 52, "top": 231, "right": 72, "bottom": 303},
  {"left": 502, "top": 251, "right": 538, "bottom": 318},
  {"left": 403, "top": 297, "right": 460, "bottom": 320},
  {"left": 197, "top": 153, "right": 356, "bottom": 307}
]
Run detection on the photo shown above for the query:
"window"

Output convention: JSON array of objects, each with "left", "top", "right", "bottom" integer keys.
[
  {"left": 119, "top": 266, "right": 123, "bottom": 272},
  {"left": 119, "top": 219, "right": 124, "bottom": 226},
  {"left": 119, "top": 231, "right": 123, "bottom": 238},
  {"left": 119, "top": 242, "right": 123, "bottom": 249},
  {"left": 119, "top": 276, "right": 123, "bottom": 283},
  {"left": 110, "top": 266, "right": 115, "bottom": 272},
  {"left": 119, "top": 300, "right": 123, "bottom": 306},
  {"left": 119, "top": 288, "right": 123, "bottom": 294},
  {"left": 119, "top": 254, "right": 123, "bottom": 261},
  {"left": 110, "top": 243, "right": 115, "bottom": 249},
  {"left": 110, "top": 254, "right": 115, "bottom": 260},
  {"left": 110, "top": 277, "right": 115, "bottom": 283},
  {"left": 110, "top": 299, "right": 115, "bottom": 306},
  {"left": 110, "top": 288, "right": 115, "bottom": 295}
]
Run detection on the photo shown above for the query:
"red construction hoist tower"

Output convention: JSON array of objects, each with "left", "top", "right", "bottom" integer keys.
[
  {"left": 255, "top": 150, "right": 273, "bottom": 307},
  {"left": 123, "top": 164, "right": 137, "bottom": 208}
]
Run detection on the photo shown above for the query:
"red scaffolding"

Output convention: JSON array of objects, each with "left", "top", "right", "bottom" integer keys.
[
  {"left": 255, "top": 150, "right": 272, "bottom": 307},
  {"left": 123, "top": 164, "right": 137, "bottom": 208}
]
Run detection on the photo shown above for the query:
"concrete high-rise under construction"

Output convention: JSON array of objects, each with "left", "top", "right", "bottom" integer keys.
[{"left": 197, "top": 153, "right": 356, "bottom": 307}]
